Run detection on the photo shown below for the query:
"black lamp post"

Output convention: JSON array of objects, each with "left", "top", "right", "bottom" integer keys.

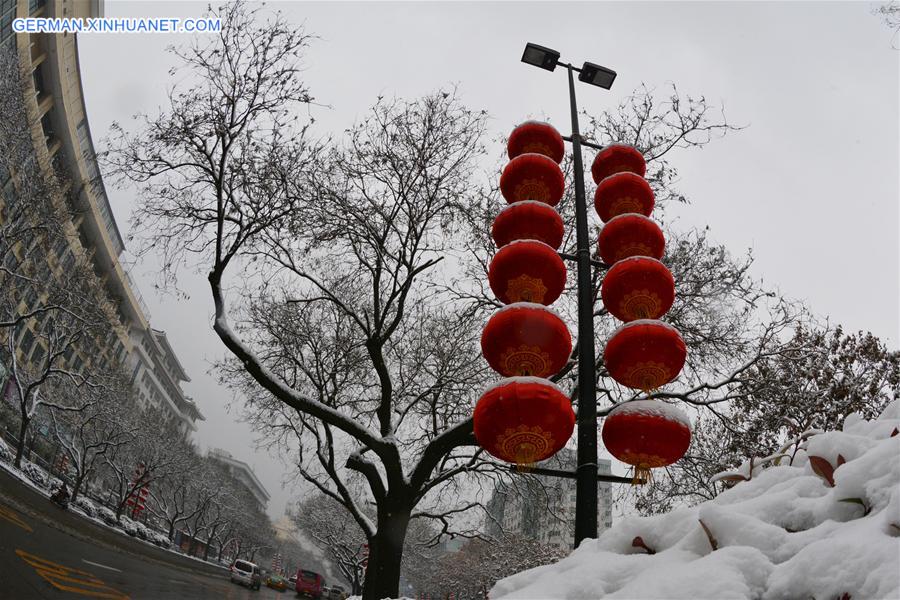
[{"left": 521, "top": 42, "right": 617, "bottom": 548}]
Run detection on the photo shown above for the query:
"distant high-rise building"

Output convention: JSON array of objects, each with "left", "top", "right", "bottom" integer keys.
[
  {"left": 485, "top": 448, "right": 613, "bottom": 551},
  {"left": 208, "top": 448, "right": 270, "bottom": 511}
]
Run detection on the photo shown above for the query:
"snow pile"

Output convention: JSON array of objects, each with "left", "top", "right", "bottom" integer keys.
[{"left": 492, "top": 401, "right": 900, "bottom": 599}]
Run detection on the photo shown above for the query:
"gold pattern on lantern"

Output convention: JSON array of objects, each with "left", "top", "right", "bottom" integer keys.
[
  {"left": 610, "top": 196, "right": 645, "bottom": 215},
  {"left": 500, "top": 345, "right": 551, "bottom": 377},
  {"left": 619, "top": 289, "right": 662, "bottom": 320},
  {"left": 612, "top": 242, "right": 653, "bottom": 262},
  {"left": 506, "top": 274, "right": 548, "bottom": 303},
  {"left": 497, "top": 425, "right": 554, "bottom": 465},
  {"left": 623, "top": 360, "right": 671, "bottom": 391},
  {"left": 514, "top": 179, "right": 550, "bottom": 202}
]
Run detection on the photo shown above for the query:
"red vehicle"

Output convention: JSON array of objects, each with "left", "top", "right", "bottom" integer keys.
[{"left": 294, "top": 569, "right": 324, "bottom": 599}]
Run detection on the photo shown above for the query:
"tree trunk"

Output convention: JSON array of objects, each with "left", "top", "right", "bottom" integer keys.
[
  {"left": 13, "top": 414, "right": 29, "bottom": 468},
  {"left": 71, "top": 472, "right": 86, "bottom": 502},
  {"left": 203, "top": 525, "right": 219, "bottom": 562},
  {"left": 362, "top": 501, "right": 412, "bottom": 600}
]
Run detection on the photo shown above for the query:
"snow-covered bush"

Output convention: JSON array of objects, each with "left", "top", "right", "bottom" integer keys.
[
  {"left": 0, "top": 437, "right": 12, "bottom": 462},
  {"left": 119, "top": 516, "right": 140, "bottom": 537},
  {"left": 21, "top": 461, "right": 51, "bottom": 489},
  {"left": 150, "top": 530, "right": 172, "bottom": 548},
  {"left": 492, "top": 401, "right": 900, "bottom": 600},
  {"left": 95, "top": 505, "right": 118, "bottom": 526},
  {"left": 73, "top": 496, "right": 98, "bottom": 518}
]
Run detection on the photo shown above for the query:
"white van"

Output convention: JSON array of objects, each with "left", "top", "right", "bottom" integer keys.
[{"left": 229, "top": 559, "right": 261, "bottom": 590}]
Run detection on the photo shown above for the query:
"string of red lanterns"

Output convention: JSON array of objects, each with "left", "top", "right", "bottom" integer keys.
[
  {"left": 593, "top": 145, "right": 692, "bottom": 482},
  {"left": 473, "top": 126, "right": 692, "bottom": 481},
  {"left": 475, "top": 121, "right": 574, "bottom": 466}
]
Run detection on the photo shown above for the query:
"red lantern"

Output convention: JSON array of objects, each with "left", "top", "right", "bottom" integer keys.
[
  {"left": 507, "top": 121, "right": 565, "bottom": 164},
  {"left": 601, "top": 257, "right": 675, "bottom": 322},
  {"left": 591, "top": 143, "right": 646, "bottom": 184},
  {"left": 603, "top": 320, "right": 686, "bottom": 391},
  {"left": 489, "top": 241, "right": 567, "bottom": 305},
  {"left": 481, "top": 303, "right": 572, "bottom": 377},
  {"left": 474, "top": 377, "right": 575, "bottom": 464},
  {"left": 597, "top": 213, "right": 665, "bottom": 265},
  {"left": 500, "top": 153, "right": 565, "bottom": 206},
  {"left": 602, "top": 400, "right": 691, "bottom": 481},
  {"left": 594, "top": 172, "right": 655, "bottom": 222},
  {"left": 492, "top": 201, "right": 565, "bottom": 250}
]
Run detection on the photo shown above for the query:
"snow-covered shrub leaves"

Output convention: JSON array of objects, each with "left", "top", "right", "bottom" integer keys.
[
  {"left": 492, "top": 401, "right": 900, "bottom": 599},
  {"left": 808, "top": 455, "right": 836, "bottom": 487},
  {"left": 837, "top": 498, "right": 871, "bottom": 516},
  {"left": 631, "top": 536, "right": 656, "bottom": 555}
]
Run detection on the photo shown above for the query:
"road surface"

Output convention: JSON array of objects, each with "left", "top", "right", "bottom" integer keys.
[{"left": 0, "top": 466, "right": 289, "bottom": 599}]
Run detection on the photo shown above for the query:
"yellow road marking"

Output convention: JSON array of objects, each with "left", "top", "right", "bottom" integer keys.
[
  {"left": 0, "top": 503, "right": 33, "bottom": 532},
  {"left": 16, "top": 549, "right": 130, "bottom": 599}
]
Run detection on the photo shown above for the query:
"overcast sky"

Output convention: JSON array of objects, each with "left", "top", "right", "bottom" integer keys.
[{"left": 78, "top": 1, "right": 898, "bottom": 520}]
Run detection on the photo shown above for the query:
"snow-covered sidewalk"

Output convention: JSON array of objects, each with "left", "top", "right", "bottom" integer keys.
[{"left": 492, "top": 401, "right": 900, "bottom": 599}]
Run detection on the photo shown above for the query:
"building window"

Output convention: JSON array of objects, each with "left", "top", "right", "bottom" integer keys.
[
  {"left": 29, "top": 342, "right": 45, "bottom": 365},
  {"left": 18, "top": 328, "right": 35, "bottom": 356},
  {"left": 0, "top": 0, "right": 16, "bottom": 45}
]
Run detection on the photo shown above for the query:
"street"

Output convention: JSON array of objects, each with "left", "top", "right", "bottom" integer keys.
[{"left": 0, "top": 467, "right": 288, "bottom": 599}]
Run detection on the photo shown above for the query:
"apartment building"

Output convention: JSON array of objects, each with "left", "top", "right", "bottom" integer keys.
[
  {"left": 486, "top": 448, "right": 613, "bottom": 551},
  {"left": 0, "top": 0, "right": 203, "bottom": 439}
]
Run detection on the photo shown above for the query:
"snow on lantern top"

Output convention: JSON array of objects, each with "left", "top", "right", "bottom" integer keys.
[{"left": 507, "top": 121, "right": 565, "bottom": 164}]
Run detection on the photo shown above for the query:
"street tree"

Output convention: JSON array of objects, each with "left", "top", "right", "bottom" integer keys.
[
  {"left": 101, "top": 407, "right": 188, "bottom": 521},
  {"left": 48, "top": 378, "right": 139, "bottom": 501},
  {"left": 289, "top": 494, "right": 369, "bottom": 593}
]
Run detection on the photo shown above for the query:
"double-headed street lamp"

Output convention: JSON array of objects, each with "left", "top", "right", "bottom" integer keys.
[{"left": 521, "top": 42, "right": 617, "bottom": 548}]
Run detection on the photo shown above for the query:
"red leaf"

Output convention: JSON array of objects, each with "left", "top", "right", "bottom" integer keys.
[
  {"left": 891, "top": 428, "right": 899, "bottom": 438},
  {"left": 699, "top": 519, "right": 718, "bottom": 551},
  {"left": 836, "top": 454, "right": 846, "bottom": 467},
  {"left": 808, "top": 455, "right": 835, "bottom": 487},
  {"left": 631, "top": 536, "right": 655, "bottom": 555}
]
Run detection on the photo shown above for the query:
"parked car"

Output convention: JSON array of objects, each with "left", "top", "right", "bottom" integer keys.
[
  {"left": 265, "top": 573, "right": 288, "bottom": 592},
  {"left": 294, "top": 569, "right": 325, "bottom": 599},
  {"left": 328, "top": 585, "right": 347, "bottom": 600},
  {"left": 229, "top": 559, "right": 262, "bottom": 590}
]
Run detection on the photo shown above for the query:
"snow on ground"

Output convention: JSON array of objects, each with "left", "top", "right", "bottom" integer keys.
[{"left": 492, "top": 401, "right": 900, "bottom": 600}]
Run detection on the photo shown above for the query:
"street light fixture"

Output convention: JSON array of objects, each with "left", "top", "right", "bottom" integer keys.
[
  {"left": 521, "top": 43, "right": 560, "bottom": 71},
  {"left": 521, "top": 42, "right": 615, "bottom": 549},
  {"left": 579, "top": 61, "right": 617, "bottom": 89}
]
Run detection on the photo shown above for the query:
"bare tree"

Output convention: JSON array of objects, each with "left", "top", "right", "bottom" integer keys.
[
  {"left": 289, "top": 494, "right": 369, "bottom": 593},
  {"left": 105, "top": 4, "right": 495, "bottom": 597},
  {"left": 48, "top": 379, "right": 138, "bottom": 501},
  {"left": 100, "top": 408, "right": 188, "bottom": 521},
  {"left": 145, "top": 443, "right": 206, "bottom": 540}
]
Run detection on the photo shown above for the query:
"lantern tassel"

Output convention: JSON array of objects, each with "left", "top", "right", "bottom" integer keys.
[{"left": 632, "top": 465, "right": 652, "bottom": 486}]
